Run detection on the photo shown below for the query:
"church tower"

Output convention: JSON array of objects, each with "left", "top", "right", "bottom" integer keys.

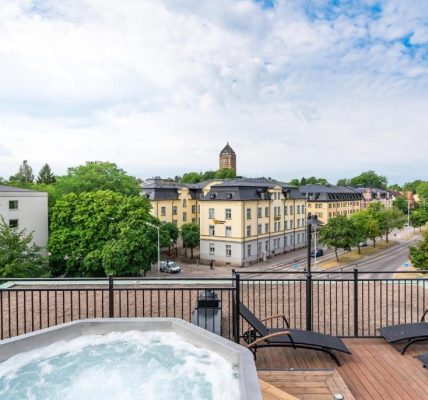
[{"left": 219, "top": 142, "right": 236, "bottom": 173}]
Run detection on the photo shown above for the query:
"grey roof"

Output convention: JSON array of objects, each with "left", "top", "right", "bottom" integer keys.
[
  {"left": 201, "top": 178, "right": 305, "bottom": 201},
  {"left": 0, "top": 185, "right": 37, "bottom": 192},
  {"left": 299, "top": 184, "right": 362, "bottom": 201},
  {"left": 219, "top": 143, "right": 236, "bottom": 156}
]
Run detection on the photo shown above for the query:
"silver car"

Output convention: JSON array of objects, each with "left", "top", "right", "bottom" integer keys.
[{"left": 160, "top": 261, "right": 181, "bottom": 274}]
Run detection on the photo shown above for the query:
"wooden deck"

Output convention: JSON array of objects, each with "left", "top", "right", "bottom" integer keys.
[
  {"left": 255, "top": 338, "right": 428, "bottom": 400},
  {"left": 259, "top": 370, "right": 354, "bottom": 400}
]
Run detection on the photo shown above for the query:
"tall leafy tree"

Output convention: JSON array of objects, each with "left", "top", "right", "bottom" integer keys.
[
  {"left": 350, "top": 210, "right": 381, "bottom": 250},
  {"left": 349, "top": 170, "right": 387, "bottom": 189},
  {"left": 160, "top": 222, "right": 179, "bottom": 255},
  {"left": 409, "top": 231, "right": 428, "bottom": 270},
  {"left": 319, "top": 216, "right": 354, "bottom": 261},
  {"left": 37, "top": 163, "right": 56, "bottom": 184},
  {"left": 55, "top": 161, "right": 140, "bottom": 197},
  {"left": 388, "top": 184, "right": 402, "bottom": 191},
  {"left": 214, "top": 168, "right": 236, "bottom": 179},
  {"left": 410, "top": 210, "right": 427, "bottom": 232},
  {"left": 337, "top": 178, "right": 351, "bottom": 186},
  {"left": 180, "top": 172, "right": 203, "bottom": 184},
  {"left": 403, "top": 180, "right": 423, "bottom": 194},
  {"left": 9, "top": 160, "right": 34, "bottom": 184},
  {"left": 367, "top": 203, "right": 405, "bottom": 242},
  {"left": 49, "top": 190, "right": 158, "bottom": 276},
  {"left": 0, "top": 218, "right": 49, "bottom": 277},
  {"left": 393, "top": 197, "right": 409, "bottom": 214},
  {"left": 416, "top": 182, "right": 428, "bottom": 201},
  {"left": 181, "top": 223, "right": 200, "bottom": 259}
]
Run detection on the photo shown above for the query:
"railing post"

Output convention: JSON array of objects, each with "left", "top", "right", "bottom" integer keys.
[
  {"left": 108, "top": 275, "right": 114, "bottom": 318},
  {"left": 306, "top": 272, "right": 312, "bottom": 331},
  {"left": 354, "top": 268, "right": 359, "bottom": 337},
  {"left": 233, "top": 271, "right": 241, "bottom": 343}
]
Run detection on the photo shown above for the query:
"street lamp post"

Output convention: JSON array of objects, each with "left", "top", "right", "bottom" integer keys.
[{"left": 145, "top": 222, "right": 160, "bottom": 276}]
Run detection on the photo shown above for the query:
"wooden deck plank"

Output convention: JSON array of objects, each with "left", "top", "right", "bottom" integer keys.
[
  {"left": 260, "top": 379, "right": 299, "bottom": 400},
  {"left": 254, "top": 338, "right": 428, "bottom": 400}
]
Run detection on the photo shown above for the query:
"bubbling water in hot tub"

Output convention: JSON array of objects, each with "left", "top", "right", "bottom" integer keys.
[{"left": 0, "top": 331, "right": 240, "bottom": 400}]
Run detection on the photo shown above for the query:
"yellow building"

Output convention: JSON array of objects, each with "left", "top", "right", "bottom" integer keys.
[
  {"left": 199, "top": 178, "right": 307, "bottom": 266},
  {"left": 298, "top": 184, "right": 362, "bottom": 224},
  {"left": 141, "top": 178, "right": 221, "bottom": 227}
]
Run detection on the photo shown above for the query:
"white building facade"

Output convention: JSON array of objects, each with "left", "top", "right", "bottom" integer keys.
[{"left": 0, "top": 186, "right": 49, "bottom": 252}]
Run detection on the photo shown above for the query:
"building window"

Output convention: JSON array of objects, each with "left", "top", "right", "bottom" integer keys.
[
  {"left": 284, "top": 206, "right": 288, "bottom": 215},
  {"left": 297, "top": 205, "right": 300, "bottom": 214},
  {"left": 247, "top": 244, "right": 251, "bottom": 257},
  {"left": 290, "top": 206, "right": 294, "bottom": 215},
  {"left": 246, "top": 208, "right": 252, "bottom": 219},
  {"left": 172, "top": 206, "right": 177, "bottom": 215},
  {"left": 183, "top": 199, "right": 187, "bottom": 207},
  {"left": 9, "top": 200, "right": 18, "bottom": 210},
  {"left": 258, "top": 241, "right": 262, "bottom": 254},
  {"left": 278, "top": 222, "right": 281, "bottom": 231},
  {"left": 192, "top": 218, "right": 196, "bottom": 223},
  {"left": 225, "top": 208, "right": 232, "bottom": 219},
  {"left": 265, "top": 223, "right": 269, "bottom": 233},
  {"left": 173, "top": 220, "right": 177, "bottom": 226},
  {"left": 209, "top": 208, "right": 215, "bottom": 219},
  {"left": 290, "top": 235, "right": 294, "bottom": 245},
  {"left": 183, "top": 212, "right": 187, "bottom": 222},
  {"left": 246, "top": 225, "right": 252, "bottom": 236},
  {"left": 209, "top": 243, "right": 215, "bottom": 255},
  {"left": 9, "top": 219, "right": 18, "bottom": 228},
  {"left": 284, "top": 236, "right": 288, "bottom": 246},
  {"left": 257, "top": 207, "right": 262, "bottom": 218},
  {"left": 297, "top": 233, "right": 300, "bottom": 244},
  {"left": 290, "top": 220, "right": 293, "bottom": 229},
  {"left": 284, "top": 221, "right": 288, "bottom": 230},
  {"left": 225, "top": 226, "right": 232, "bottom": 237},
  {"left": 226, "top": 245, "right": 232, "bottom": 257},
  {"left": 161, "top": 207, "right": 166, "bottom": 216},
  {"left": 258, "top": 224, "right": 262, "bottom": 234},
  {"left": 265, "top": 240, "right": 269, "bottom": 251},
  {"left": 297, "top": 219, "right": 300, "bottom": 228},
  {"left": 209, "top": 225, "right": 215, "bottom": 236},
  {"left": 265, "top": 207, "right": 269, "bottom": 217},
  {"left": 192, "top": 205, "right": 196, "bottom": 213}
]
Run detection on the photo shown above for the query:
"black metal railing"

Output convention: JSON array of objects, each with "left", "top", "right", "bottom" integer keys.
[{"left": 1, "top": 271, "right": 427, "bottom": 342}]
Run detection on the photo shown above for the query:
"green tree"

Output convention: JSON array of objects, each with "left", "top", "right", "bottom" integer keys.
[
  {"left": 289, "top": 179, "right": 300, "bottom": 186},
  {"left": 9, "top": 160, "right": 34, "bottom": 184},
  {"left": 350, "top": 210, "right": 382, "bottom": 250},
  {"left": 37, "top": 163, "right": 56, "bottom": 184},
  {"left": 180, "top": 172, "right": 202, "bottom": 184},
  {"left": 49, "top": 190, "right": 158, "bottom": 277},
  {"left": 416, "top": 182, "right": 428, "bottom": 201},
  {"left": 181, "top": 223, "right": 200, "bottom": 259},
  {"left": 409, "top": 231, "right": 428, "bottom": 271},
  {"left": 160, "top": 222, "right": 179, "bottom": 255},
  {"left": 388, "top": 184, "right": 402, "bottom": 191},
  {"left": 403, "top": 180, "right": 423, "bottom": 194},
  {"left": 214, "top": 168, "right": 236, "bottom": 179},
  {"left": 337, "top": 178, "right": 351, "bottom": 186},
  {"left": 319, "top": 216, "right": 354, "bottom": 261},
  {"left": 201, "top": 170, "right": 216, "bottom": 181},
  {"left": 349, "top": 170, "right": 387, "bottom": 189},
  {"left": 55, "top": 161, "right": 140, "bottom": 197},
  {"left": 0, "top": 219, "right": 49, "bottom": 277},
  {"left": 368, "top": 203, "right": 406, "bottom": 243},
  {"left": 393, "top": 197, "right": 409, "bottom": 214},
  {"left": 410, "top": 210, "right": 427, "bottom": 232}
]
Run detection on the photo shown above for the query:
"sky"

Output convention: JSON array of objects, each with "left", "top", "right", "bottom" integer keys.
[{"left": 0, "top": 0, "right": 427, "bottom": 185}]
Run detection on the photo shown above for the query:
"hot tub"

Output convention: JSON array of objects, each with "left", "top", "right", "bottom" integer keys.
[{"left": 0, "top": 318, "right": 261, "bottom": 400}]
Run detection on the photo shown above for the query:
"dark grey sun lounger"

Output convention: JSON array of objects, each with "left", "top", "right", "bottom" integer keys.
[
  {"left": 380, "top": 310, "right": 428, "bottom": 354},
  {"left": 239, "top": 303, "right": 351, "bottom": 366},
  {"left": 416, "top": 352, "right": 428, "bottom": 368}
]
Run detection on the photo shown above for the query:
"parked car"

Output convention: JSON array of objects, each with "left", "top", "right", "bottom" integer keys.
[
  {"left": 359, "top": 241, "right": 368, "bottom": 247},
  {"left": 160, "top": 261, "right": 181, "bottom": 274},
  {"left": 310, "top": 248, "right": 324, "bottom": 257}
]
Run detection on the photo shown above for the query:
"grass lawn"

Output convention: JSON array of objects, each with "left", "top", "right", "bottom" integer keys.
[{"left": 317, "top": 240, "right": 398, "bottom": 270}]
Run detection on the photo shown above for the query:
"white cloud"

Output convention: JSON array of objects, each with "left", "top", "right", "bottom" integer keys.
[{"left": 0, "top": 0, "right": 427, "bottom": 184}]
